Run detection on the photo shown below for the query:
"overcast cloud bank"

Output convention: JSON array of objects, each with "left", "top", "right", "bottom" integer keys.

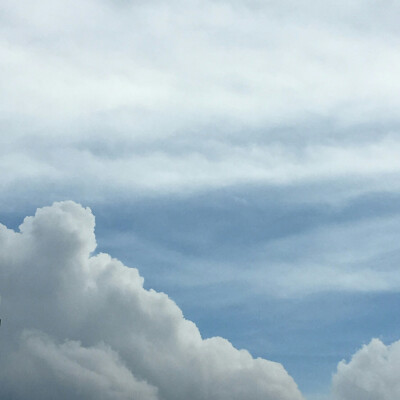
[
  {"left": 0, "top": 201, "right": 303, "bottom": 400},
  {"left": 2, "top": 0, "right": 400, "bottom": 201}
]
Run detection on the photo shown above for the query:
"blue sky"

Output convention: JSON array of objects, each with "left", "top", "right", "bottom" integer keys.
[{"left": 2, "top": 1, "right": 400, "bottom": 399}]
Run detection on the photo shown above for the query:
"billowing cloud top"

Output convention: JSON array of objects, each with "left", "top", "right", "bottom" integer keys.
[
  {"left": 333, "top": 338, "right": 400, "bottom": 400},
  {"left": 0, "top": 201, "right": 303, "bottom": 400}
]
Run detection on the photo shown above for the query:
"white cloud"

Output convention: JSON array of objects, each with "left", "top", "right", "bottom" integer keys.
[
  {"left": 2, "top": 0, "right": 400, "bottom": 127},
  {"left": 0, "top": 201, "right": 303, "bottom": 400},
  {"left": 2, "top": 0, "right": 400, "bottom": 200},
  {"left": 332, "top": 338, "right": 400, "bottom": 400}
]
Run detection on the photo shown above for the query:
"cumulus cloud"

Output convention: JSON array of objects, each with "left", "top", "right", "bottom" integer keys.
[
  {"left": 0, "top": 201, "right": 303, "bottom": 400},
  {"left": 332, "top": 337, "right": 400, "bottom": 400}
]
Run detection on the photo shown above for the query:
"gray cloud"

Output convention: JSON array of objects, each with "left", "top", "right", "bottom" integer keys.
[
  {"left": 0, "top": 201, "right": 303, "bottom": 400},
  {"left": 3, "top": 331, "right": 159, "bottom": 400},
  {"left": 332, "top": 338, "right": 400, "bottom": 400}
]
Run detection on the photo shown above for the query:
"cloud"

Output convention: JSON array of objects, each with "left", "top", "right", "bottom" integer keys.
[
  {"left": 0, "top": 201, "right": 303, "bottom": 400},
  {"left": 3, "top": 331, "right": 159, "bottom": 400},
  {"left": 2, "top": 0, "right": 400, "bottom": 203},
  {"left": 332, "top": 338, "right": 400, "bottom": 400},
  {"left": 2, "top": 0, "right": 400, "bottom": 127}
]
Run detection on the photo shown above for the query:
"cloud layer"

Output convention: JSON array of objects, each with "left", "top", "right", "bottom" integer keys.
[
  {"left": 0, "top": 201, "right": 303, "bottom": 400},
  {"left": 2, "top": 0, "right": 400, "bottom": 201}
]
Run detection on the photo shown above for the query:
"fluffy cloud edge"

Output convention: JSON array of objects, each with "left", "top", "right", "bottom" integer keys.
[
  {"left": 0, "top": 201, "right": 304, "bottom": 400},
  {"left": 332, "top": 337, "right": 400, "bottom": 400}
]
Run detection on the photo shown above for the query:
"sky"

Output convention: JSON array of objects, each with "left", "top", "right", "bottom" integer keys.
[{"left": 1, "top": 1, "right": 400, "bottom": 399}]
